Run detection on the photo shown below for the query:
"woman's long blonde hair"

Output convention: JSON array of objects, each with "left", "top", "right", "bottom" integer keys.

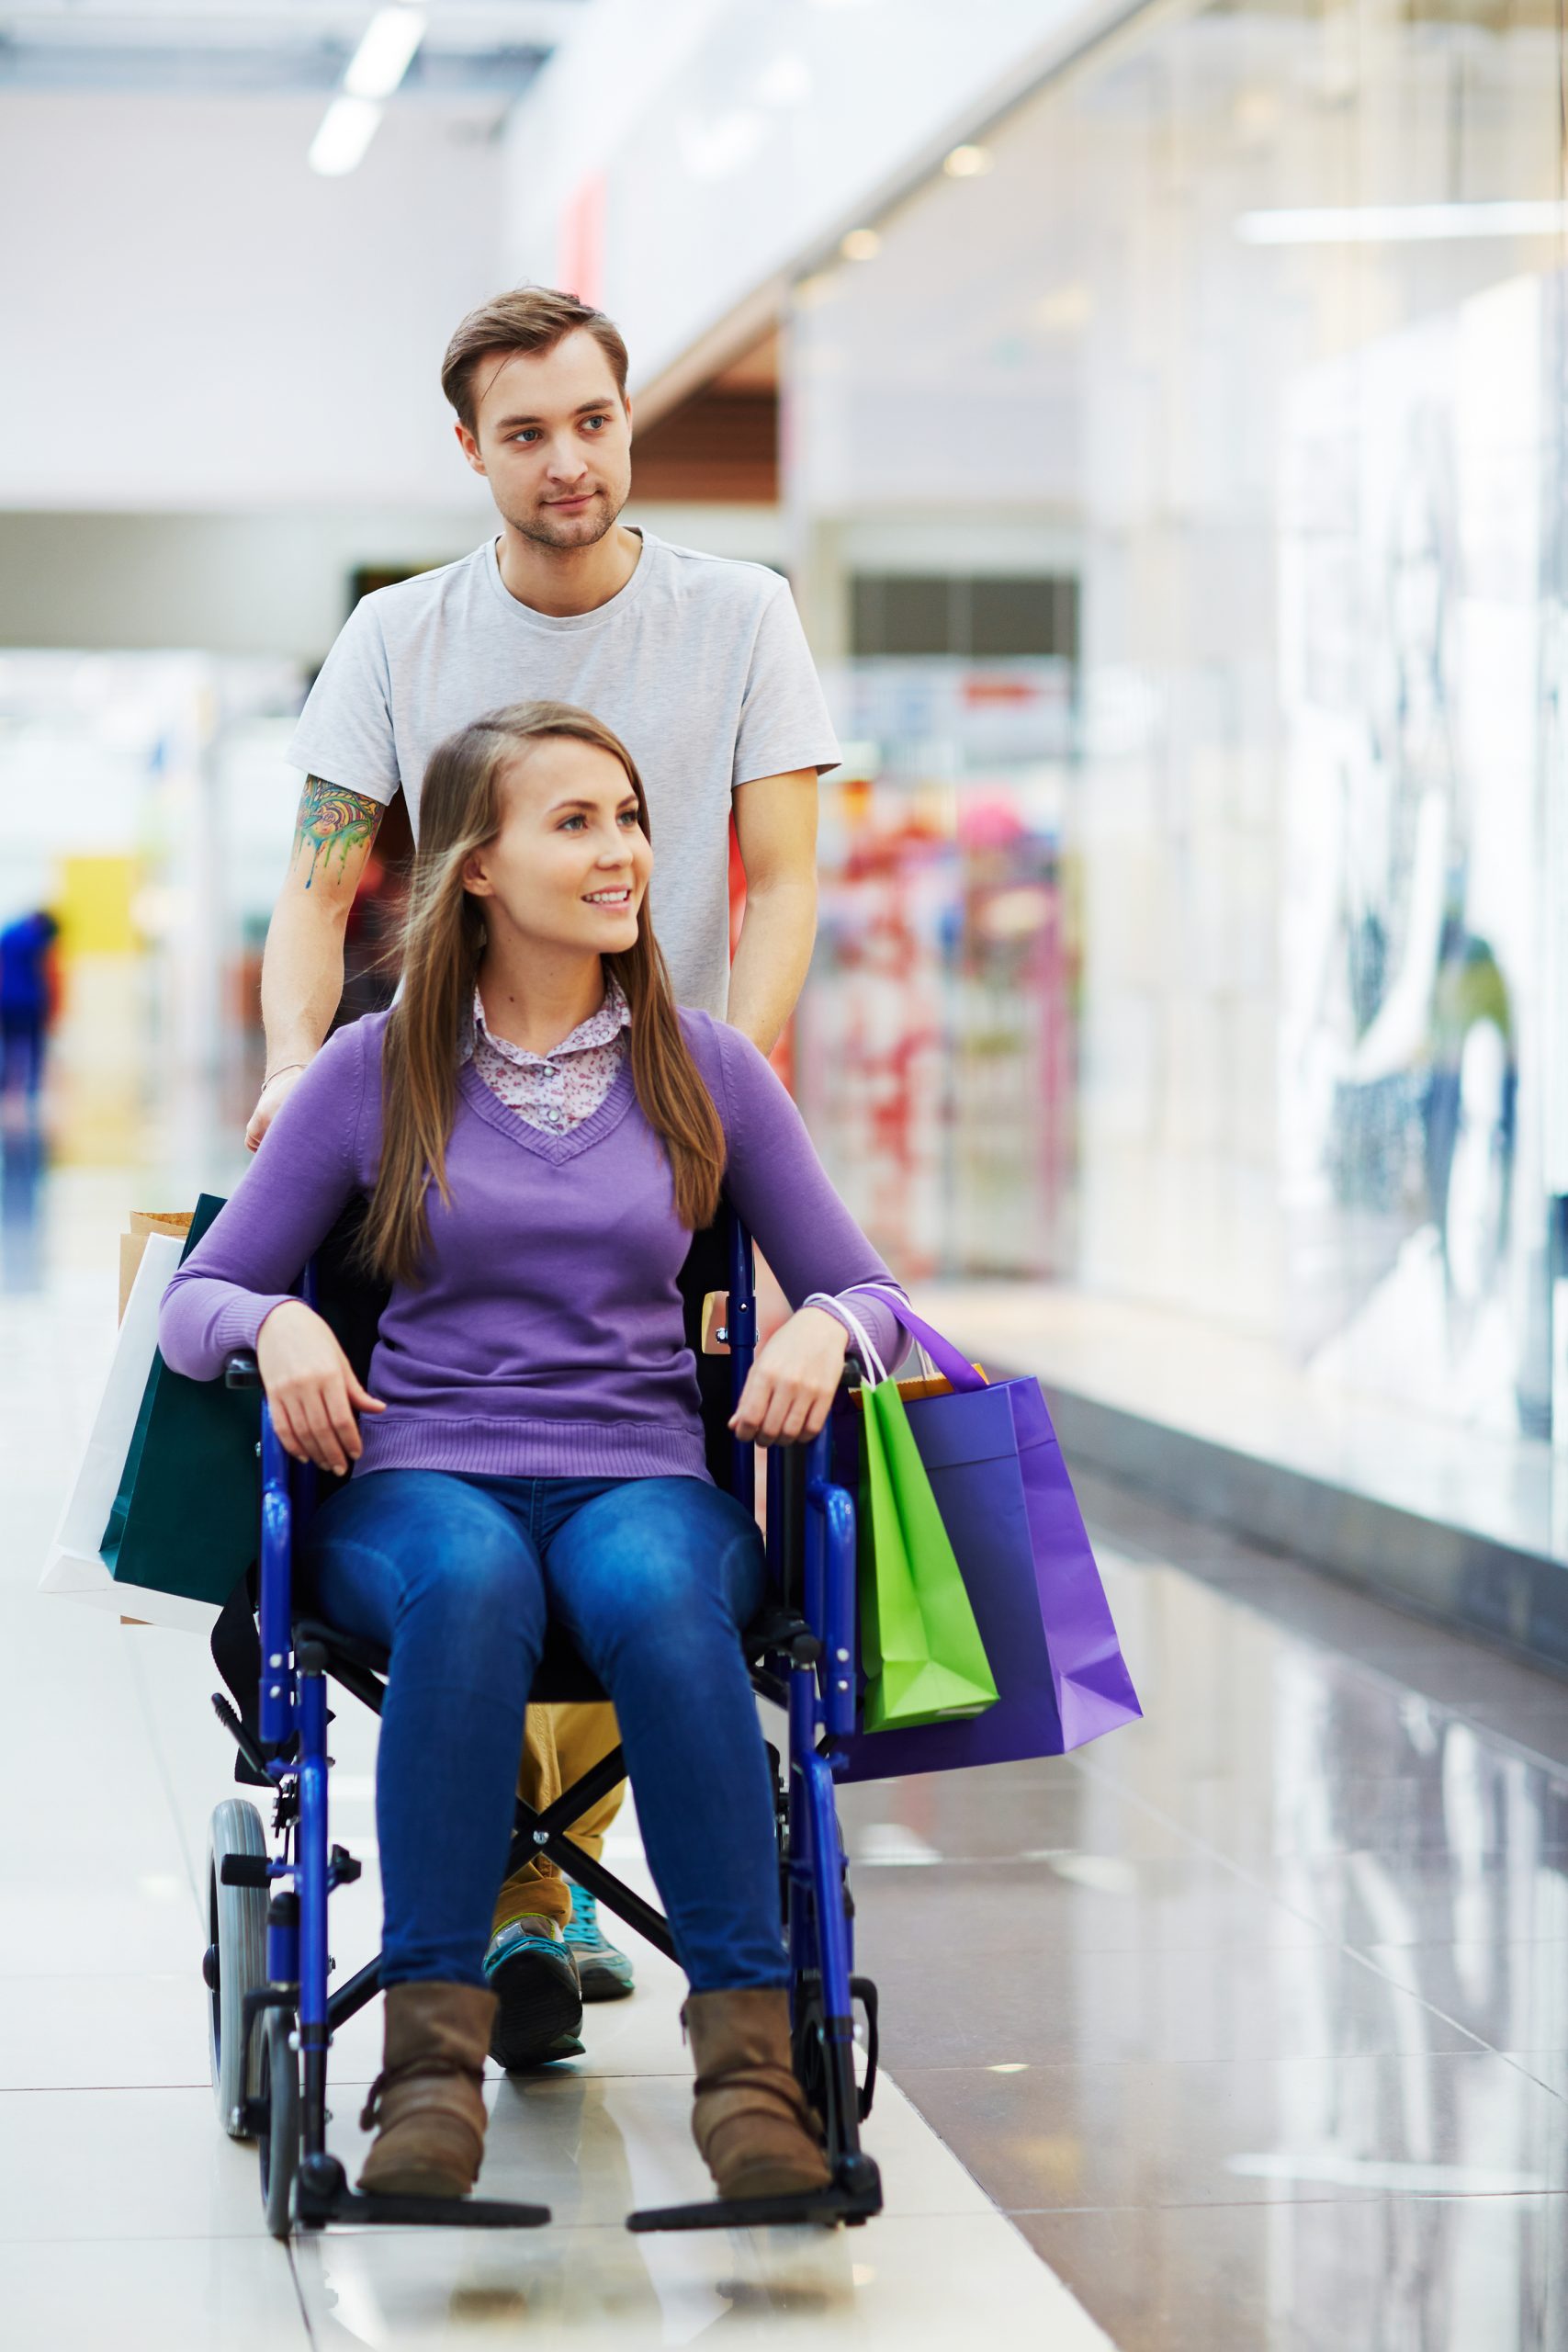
[{"left": 362, "top": 701, "right": 727, "bottom": 1285}]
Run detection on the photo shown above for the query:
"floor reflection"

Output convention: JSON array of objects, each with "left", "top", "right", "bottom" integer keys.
[
  {"left": 839, "top": 1491, "right": 1568, "bottom": 2350},
  {"left": 0, "top": 1100, "right": 47, "bottom": 1292}
]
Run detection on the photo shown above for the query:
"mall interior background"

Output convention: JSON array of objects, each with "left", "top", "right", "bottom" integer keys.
[
  {"left": 4, "top": 8, "right": 1568, "bottom": 2346},
  {"left": 7, "top": 0, "right": 1566, "bottom": 1470}
]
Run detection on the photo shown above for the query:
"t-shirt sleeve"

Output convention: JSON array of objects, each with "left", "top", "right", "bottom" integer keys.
[
  {"left": 732, "top": 577, "right": 841, "bottom": 789},
  {"left": 283, "top": 597, "right": 401, "bottom": 805}
]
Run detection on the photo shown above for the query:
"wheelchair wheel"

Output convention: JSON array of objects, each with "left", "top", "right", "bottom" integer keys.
[
  {"left": 793, "top": 1985, "right": 839, "bottom": 2143},
  {"left": 256, "top": 2007, "right": 299, "bottom": 2240},
  {"left": 205, "top": 1799, "right": 268, "bottom": 2139},
  {"left": 795, "top": 1976, "right": 878, "bottom": 2145}
]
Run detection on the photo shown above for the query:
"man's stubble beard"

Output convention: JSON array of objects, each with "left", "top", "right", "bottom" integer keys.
[{"left": 506, "top": 481, "right": 628, "bottom": 553}]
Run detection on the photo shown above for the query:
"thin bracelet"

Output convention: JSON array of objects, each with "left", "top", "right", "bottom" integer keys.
[{"left": 263, "top": 1061, "right": 306, "bottom": 1088}]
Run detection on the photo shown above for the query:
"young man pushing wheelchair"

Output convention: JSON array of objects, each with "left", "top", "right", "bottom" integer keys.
[{"left": 242, "top": 289, "right": 844, "bottom": 2084}]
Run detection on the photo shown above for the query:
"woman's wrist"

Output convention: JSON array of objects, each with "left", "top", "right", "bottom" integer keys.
[
  {"left": 257, "top": 1297, "right": 311, "bottom": 1346},
  {"left": 796, "top": 1301, "right": 853, "bottom": 1351}
]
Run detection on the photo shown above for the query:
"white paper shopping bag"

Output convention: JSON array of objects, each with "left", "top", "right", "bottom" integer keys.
[{"left": 38, "top": 1231, "right": 220, "bottom": 1634}]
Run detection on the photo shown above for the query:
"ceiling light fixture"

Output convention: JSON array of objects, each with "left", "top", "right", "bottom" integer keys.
[
  {"left": 1237, "top": 199, "right": 1568, "bottom": 245},
  {"left": 310, "top": 5, "right": 425, "bottom": 176},
  {"left": 309, "top": 95, "right": 383, "bottom": 176},
  {"left": 344, "top": 5, "right": 427, "bottom": 99},
  {"left": 944, "top": 144, "right": 992, "bottom": 178},
  {"left": 840, "top": 227, "right": 882, "bottom": 262}
]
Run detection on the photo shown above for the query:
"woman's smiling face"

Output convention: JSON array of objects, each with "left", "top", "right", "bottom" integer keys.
[{"left": 461, "top": 734, "right": 651, "bottom": 958}]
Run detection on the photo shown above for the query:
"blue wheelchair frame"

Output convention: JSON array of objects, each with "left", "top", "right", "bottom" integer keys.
[{"left": 210, "top": 1212, "right": 882, "bottom": 2237}]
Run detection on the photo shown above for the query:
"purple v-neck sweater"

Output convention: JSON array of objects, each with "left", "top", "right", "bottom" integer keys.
[{"left": 159, "top": 1008, "right": 904, "bottom": 1485}]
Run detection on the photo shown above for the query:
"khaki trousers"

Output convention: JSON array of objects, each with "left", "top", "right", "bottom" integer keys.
[{"left": 489, "top": 1701, "right": 626, "bottom": 1935}]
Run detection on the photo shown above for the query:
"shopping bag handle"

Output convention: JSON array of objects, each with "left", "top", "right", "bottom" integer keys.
[
  {"left": 841, "top": 1283, "right": 988, "bottom": 1393},
  {"left": 806, "top": 1292, "right": 887, "bottom": 1387}
]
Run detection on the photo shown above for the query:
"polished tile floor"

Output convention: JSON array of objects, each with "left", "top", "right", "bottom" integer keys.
[
  {"left": 5, "top": 1164, "right": 1567, "bottom": 2347},
  {"left": 841, "top": 1476, "right": 1568, "bottom": 2348}
]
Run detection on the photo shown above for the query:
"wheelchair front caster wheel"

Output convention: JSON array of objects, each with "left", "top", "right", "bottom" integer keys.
[
  {"left": 297, "top": 2152, "right": 347, "bottom": 2225},
  {"left": 257, "top": 2007, "right": 300, "bottom": 2240},
  {"left": 836, "top": 2153, "right": 881, "bottom": 2206},
  {"left": 206, "top": 1799, "right": 268, "bottom": 2139}
]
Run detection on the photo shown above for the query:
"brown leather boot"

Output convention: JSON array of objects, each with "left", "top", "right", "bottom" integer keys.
[
  {"left": 684, "top": 1987, "right": 832, "bottom": 2201},
  {"left": 357, "top": 1982, "right": 496, "bottom": 2199}
]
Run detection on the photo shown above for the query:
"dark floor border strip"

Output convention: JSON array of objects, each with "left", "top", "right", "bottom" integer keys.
[{"left": 1040, "top": 1380, "right": 1568, "bottom": 1682}]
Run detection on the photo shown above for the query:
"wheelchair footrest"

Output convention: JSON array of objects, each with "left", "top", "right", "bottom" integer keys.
[
  {"left": 626, "top": 2161, "right": 882, "bottom": 2235},
  {"left": 299, "top": 2185, "right": 551, "bottom": 2231}
]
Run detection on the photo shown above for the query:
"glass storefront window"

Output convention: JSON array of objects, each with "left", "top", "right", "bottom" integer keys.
[{"left": 787, "top": 0, "right": 1567, "bottom": 1441}]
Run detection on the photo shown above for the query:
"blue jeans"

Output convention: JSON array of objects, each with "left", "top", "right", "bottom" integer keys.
[
  {"left": 303, "top": 1470, "right": 784, "bottom": 1995},
  {"left": 1, "top": 1012, "right": 44, "bottom": 1101}
]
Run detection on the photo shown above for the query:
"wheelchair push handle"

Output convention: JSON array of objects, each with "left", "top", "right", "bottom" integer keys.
[{"left": 224, "top": 1349, "right": 261, "bottom": 1390}]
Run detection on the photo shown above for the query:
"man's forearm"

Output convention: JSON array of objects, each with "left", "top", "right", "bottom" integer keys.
[
  {"left": 259, "top": 888, "right": 351, "bottom": 1073},
  {"left": 726, "top": 876, "right": 818, "bottom": 1056}
]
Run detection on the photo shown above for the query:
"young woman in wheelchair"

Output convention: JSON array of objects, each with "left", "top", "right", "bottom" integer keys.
[{"left": 160, "top": 701, "right": 908, "bottom": 2210}]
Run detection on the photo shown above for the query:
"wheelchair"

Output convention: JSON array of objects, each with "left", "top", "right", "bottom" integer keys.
[{"left": 201, "top": 1204, "right": 884, "bottom": 2240}]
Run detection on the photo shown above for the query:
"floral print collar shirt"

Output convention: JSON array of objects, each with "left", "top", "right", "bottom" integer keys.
[{"left": 463, "top": 975, "right": 631, "bottom": 1136}]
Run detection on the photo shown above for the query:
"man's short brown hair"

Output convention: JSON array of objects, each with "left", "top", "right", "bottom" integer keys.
[{"left": 440, "top": 287, "right": 630, "bottom": 434}]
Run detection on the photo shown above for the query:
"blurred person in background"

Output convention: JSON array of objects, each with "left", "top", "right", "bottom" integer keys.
[
  {"left": 0, "top": 909, "right": 61, "bottom": 1109},
  {"left": 244, "top": 286, "right": 838, "bottom": 2075}
]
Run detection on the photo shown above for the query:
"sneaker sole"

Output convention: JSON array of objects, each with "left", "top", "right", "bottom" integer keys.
[{"left": 487, "top": 1951, "right": 585, "bottom": 2071}]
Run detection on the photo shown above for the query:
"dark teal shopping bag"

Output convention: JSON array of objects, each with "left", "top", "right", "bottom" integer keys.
[{"left": 102, "top": 1193, "right": 263, "bottom": 1609}]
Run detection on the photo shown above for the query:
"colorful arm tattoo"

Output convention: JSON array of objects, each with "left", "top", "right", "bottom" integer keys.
[{"left": 290, "top": 777, "right": 384, "bottom": 891}]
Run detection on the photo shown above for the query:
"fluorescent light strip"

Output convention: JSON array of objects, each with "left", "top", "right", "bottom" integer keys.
[
  {"left": 1238, "top": 200, "right": 1568, "bottom": 245},
  {"left": 344, "top": 6, "right": 427, "bottom": 101},
  {"left": 310, "top": 95, "right": 384, "bottom": 177},
  {"left": 309, "top": 6, "right": 424, "bottom": 176}
]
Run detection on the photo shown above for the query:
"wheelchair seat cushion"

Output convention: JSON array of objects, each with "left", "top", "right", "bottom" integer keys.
[{"left": 295, "top": 1616, "right": 611, "bottom": 1705}]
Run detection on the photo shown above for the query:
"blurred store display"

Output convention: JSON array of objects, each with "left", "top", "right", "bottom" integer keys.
[
  {"left": 0, "top": 651, "right": 304, "bottom": 1177},
  {"left": 1280, "top": 276, "right": 1548, "bottom": 1436},
  {"left": 798, "top": 658, "right": 1077, "bottom": 1279}
]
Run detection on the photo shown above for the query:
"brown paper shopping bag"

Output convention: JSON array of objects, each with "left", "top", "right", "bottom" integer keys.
[{"left": 118, "top": 1210, "right": 193, "bottom": 1322}]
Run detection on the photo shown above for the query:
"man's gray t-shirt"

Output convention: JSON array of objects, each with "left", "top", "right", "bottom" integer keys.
[{"left": 285, "top": 530, "right": 840, "bottom": 1016}]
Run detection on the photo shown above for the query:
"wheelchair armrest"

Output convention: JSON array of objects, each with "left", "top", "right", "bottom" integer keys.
[{"left": 223, "top": 1350, "right": 261, "bottom": 1389}]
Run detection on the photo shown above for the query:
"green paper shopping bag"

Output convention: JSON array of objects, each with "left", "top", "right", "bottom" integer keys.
[{"left": 857, "top": 1366, "right": 999, "bottom": 1732}]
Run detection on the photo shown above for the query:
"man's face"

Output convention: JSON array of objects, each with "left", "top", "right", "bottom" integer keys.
[{"left": 457, "top": 330, "right": 633, "bottom": 551}]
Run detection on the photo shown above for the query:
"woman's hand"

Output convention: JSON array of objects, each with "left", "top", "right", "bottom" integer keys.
[
  {"left": 730, "top": 1305, "right": 849, "bottom": 1447},
  {"left": 256, "top": 1299, "right": 386, "bottom": 1476}
]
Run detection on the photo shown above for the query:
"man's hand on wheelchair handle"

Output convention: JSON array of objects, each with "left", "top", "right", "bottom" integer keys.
[
  {"left": 256, "top": 1299, "right": 386, "bottom": 1476},
  {"left": 729, "top": 1306, "right": 849, "bottom": 1447}
]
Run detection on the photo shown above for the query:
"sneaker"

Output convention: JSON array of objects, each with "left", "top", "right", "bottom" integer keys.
[
  {"left": 482, "top": 1913, "right": 584, "bottom": 2070},
  {"left": 562, "top": 1887, "right": 636, "bottom": 2001}
]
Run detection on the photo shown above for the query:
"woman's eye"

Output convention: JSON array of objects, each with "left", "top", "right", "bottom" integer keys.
[
  {"left": 560, "top": 815, "right": 586, "bottom": 831},
  {"left": 618, "top": 808, "right": 639, "bottom": 826}
]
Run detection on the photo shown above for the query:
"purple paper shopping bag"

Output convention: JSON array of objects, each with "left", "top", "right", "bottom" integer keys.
[{"left": 830, "top": 1289, "right": 1141, "bottom": 1782}]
